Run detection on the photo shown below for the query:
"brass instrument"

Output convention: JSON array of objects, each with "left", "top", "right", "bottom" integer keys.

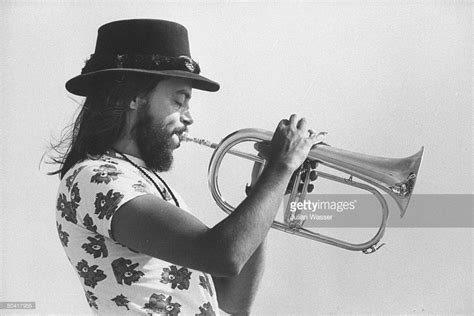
[{"left": 184, "top": 128, "right": 424, "bottom": 254}]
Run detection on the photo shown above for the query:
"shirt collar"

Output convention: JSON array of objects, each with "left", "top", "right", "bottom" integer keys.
[
  {"left": 121, "top": 153, "right": 147, "bottom": 168},
  {"left": 105, "top": 149, "right": 147, "bottom": 168}
]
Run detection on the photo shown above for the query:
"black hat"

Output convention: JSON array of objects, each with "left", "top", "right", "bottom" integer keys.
[{"left": 65, "top": 19, "right": 220, "bottom": 96}]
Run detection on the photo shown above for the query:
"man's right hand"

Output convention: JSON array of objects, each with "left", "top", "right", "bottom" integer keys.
[{"left": 267, "top": 114, "right": 320, "bottom": 172}]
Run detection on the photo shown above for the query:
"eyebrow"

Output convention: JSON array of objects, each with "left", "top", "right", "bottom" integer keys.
[{"left": 174, "top": 89, "right": 192, "bottom": 100}]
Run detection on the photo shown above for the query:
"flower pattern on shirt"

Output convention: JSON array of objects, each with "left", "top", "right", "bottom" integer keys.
[
  {"left": 94, "top": 189, "right": 123, "bottom": 220},
  {"left": 196, "top": 302, "right": 216, "bottom": 316},
  {"left": 143, "top": 293, "right": 181, "bottom": 315},
  {"left": 161, "top": 266, "right": 192, "bottom": 290},
  {"left": 199, "top": 274, "right": 214, "bottom": 297},
  {"left": 56, "top": 223, "right": 69, "bottom": 247},
  {"left": 85, "top": 290, "right": 99, "bottom": 310},
  {"left": 82, "top": 235, "right": 108, "bottom": 258},
  {"left": 111, "top": 257, "right": 145, "bottom": 285},
  {"left": 91, "top": 164, "right": 122, "bottom": 184},
  {"left": 57, "top": 193, "right": 77, "bottom": 224},
  {"left": 132, "top": 180, "right": 148, "bottom": 192},
  {"left": 70, "top": 182, "right": 81, "bottom": 211},
  {"left": 56, "top": 156, "right": 219, "bottom": 314},
  {"left": 65, "top": 166, "right": 85, "bottom": 191},
  {"left": 111, "top": 294, "right": 130, "bottom": 310},
  {"left": 76, "top": 259, "right": 107, "bottom": 288},
  {"left": 83, "top": 214, "right": 97, "bottom": 233}
]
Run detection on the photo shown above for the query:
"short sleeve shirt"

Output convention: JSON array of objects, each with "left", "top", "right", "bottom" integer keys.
[{"left": 55, "top": 153, "right": 219, "bottom": 315}]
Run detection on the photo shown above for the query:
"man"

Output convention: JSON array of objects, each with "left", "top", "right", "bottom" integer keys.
[{"left": 53, "top": 19, "right": 320, "bottom": 315}]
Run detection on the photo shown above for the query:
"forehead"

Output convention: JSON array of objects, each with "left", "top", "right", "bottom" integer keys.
[{"left": 151, "top": 78, "right": 192, "bottom": 99}]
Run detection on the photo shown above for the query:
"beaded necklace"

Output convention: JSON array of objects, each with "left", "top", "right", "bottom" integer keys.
[{"left": 111, "top": 148, "right": 180, "bottom": 207}]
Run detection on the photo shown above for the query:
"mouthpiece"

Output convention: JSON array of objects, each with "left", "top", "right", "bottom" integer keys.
[
  {"left": 182, "top": 132, "right": 264, "bottom": 163},
  {"left": 181, "top": 133, "right": 219, "bottom": 149}
]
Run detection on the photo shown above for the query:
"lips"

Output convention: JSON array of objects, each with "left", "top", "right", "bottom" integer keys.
[
  {"left": 173, "top": 129, "right": 189, "bottom": 147},
  {"left": 176, "top": 129, "right": 188, "bottom": 141},
  {"left": 177, "top": 132, "right": 186, "bottom": 142}
]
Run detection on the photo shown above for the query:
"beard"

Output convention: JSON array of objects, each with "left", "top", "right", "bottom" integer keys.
[{"left": 133, "top": 110, "right": 175, "bottom": 172}]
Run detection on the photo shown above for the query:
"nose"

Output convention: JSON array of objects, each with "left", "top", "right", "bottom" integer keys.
[{"left": 181, "top": 109, "right": 194, "bottom": 126}]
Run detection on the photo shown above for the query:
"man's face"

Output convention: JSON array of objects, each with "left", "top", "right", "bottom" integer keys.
[{"left": 133, "top": 78, "right": 193, "bottom": 171}]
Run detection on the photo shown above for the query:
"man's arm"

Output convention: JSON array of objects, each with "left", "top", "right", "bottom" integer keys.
[
  {"left": 212, "top": 240, "right": 266, "bottom": 315},
  {"left": 112, "top": 159, "right": 289, "bottom": 276},
  {"left": 112, "top": 115, "right": 318, "bottom": 277},
  {"left": 210, "top": 158, "right": 270, "bottom": 314}
]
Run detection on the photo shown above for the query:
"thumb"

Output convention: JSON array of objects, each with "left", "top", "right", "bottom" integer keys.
[{"left": 254, "top": 141, "right": 271, "bottom": 159}]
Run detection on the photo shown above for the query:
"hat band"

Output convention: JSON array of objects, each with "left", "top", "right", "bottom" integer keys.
[{"left": 81, "top": 53, "right": 201, "bottom": 75}]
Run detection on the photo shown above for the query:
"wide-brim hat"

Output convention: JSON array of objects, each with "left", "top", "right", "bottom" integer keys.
[{"left": 66, "top": 19, "right": 220, "bottom": 96}]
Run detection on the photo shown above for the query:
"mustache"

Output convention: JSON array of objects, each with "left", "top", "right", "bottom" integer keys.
[{"left": 175, "top": 127, "right": 188, "bottom": 135}]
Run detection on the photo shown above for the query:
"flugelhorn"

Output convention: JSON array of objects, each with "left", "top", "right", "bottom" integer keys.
[{"left": 183, "top": 129, "right": 424, "bottom": 254}]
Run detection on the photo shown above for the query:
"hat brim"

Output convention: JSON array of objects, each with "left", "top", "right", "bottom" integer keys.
[{"left": 65, "top": 68, "right": 220, "bottom": 96}]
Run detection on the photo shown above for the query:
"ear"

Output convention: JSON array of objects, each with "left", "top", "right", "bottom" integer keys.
[{"left": 129, "top": 96, "right": 146, "bottom": 110}]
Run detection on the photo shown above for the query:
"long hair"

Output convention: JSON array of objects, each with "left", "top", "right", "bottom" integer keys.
[{"left": 48, "top": 74, "right": 160, "bottom": 179}]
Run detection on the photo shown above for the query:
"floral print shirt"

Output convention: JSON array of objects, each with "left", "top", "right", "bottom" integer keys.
[{"left": 55, "top": 153, "right": 219, "bottom": 315}]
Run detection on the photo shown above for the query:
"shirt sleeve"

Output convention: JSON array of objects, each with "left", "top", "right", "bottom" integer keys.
[{"left": 68, "top": 161, "right": 152, "bottom": 240}]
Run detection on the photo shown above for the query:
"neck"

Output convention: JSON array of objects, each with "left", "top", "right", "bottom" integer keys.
[
  {"left": 112, "top": 136, "right": 142, "bottom": 159},
  {"left": 112, "top": 109, "right": 143, "bottom": 158}
]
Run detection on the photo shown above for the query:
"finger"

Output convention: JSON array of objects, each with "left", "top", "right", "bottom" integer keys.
[
  {"left": 307, "top": 184, "right": 314, "bottom": 193},
  {"left": 310, "top": 160, "right": 318, "bottom": 169},
  {"left": 311, "top": 131, "right": 328, "bottom": 144},
  {"left": 289, "top": 114, "right": 298, "bottom": 129},
  {"left": 277, "top": 119, "right": 290, "bottom": 130},
  {"left": 308, "top": 130, "right": 327, "bottom": 145},
  {"left": 296, "top": 117, "right": 307, "bottom": 130}
]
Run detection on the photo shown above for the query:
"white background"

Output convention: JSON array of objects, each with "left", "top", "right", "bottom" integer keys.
[{"left": 1, "top": 1, "right": 472, "bottom": 315}]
